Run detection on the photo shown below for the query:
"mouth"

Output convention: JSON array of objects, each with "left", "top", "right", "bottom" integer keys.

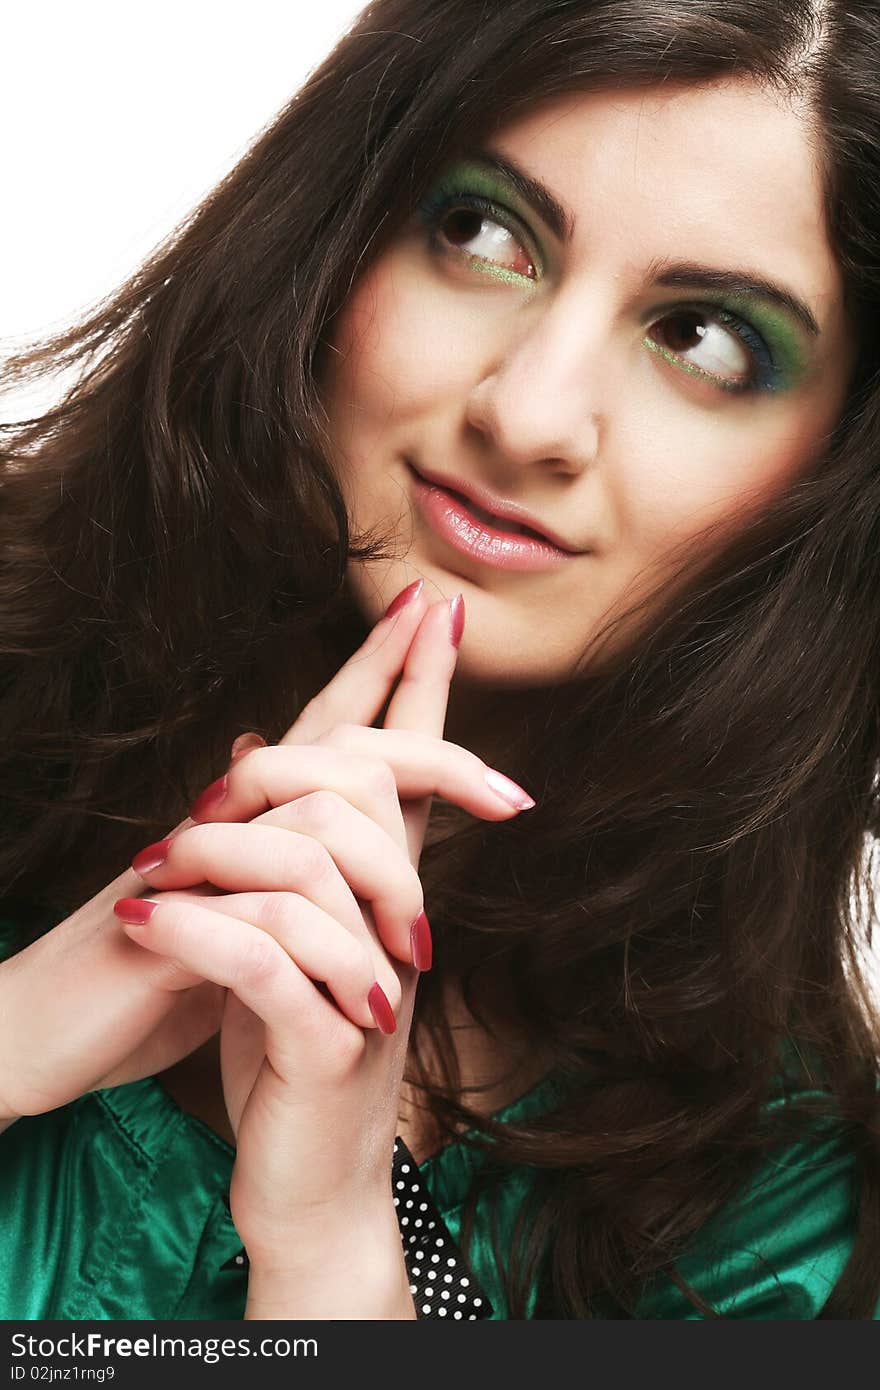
[
  {"left": 435, "top": 488, "right": 550, "bottom": 543},
  {"left": 406, "top": 461, "right": 582, "bottom": 574}
]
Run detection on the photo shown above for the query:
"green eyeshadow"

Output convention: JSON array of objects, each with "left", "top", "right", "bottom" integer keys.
[
  {"left": 416, "top": 159, "right": 545, "bottom": 283},
  {"left": 417, "top": 160, "right": 817, "bottom": 393}
]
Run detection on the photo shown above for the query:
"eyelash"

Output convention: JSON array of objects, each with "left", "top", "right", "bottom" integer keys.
[{"left": 415, "top": 187, "right": 779, "bottom": 396}]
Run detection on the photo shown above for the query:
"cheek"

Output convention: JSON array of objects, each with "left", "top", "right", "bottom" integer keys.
[
  {"left": 323, "top": 252, "right": 477, "bottom": 431},
  {"left": 618, "top": 398, "right": 836, "bottom": 560}
]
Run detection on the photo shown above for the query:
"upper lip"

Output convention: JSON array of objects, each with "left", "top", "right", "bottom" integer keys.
[{"left": 408, "top": 461, "right": 583, "bottom": 553}]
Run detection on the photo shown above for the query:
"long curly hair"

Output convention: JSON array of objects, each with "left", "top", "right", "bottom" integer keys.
[{"left": 2, "top": 0, "right": 879, "bottom": 1318}]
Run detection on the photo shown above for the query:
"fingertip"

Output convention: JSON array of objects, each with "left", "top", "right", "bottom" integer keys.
[
  {"left": 410, "top": 909, "right": 432, "bottom": 972},
  {"left": 449, "top": 593, "right": 465, "bottom": 649},
  {"left": 230, "top": 732, "right": 268, "bottom": 764},
  {"left": 131, "top": 839, "right": 172, "bottom": 877},
  {"left": 114, "top": 897, "right": 160, "bottom": 926},
  {"left": 367, "top": 981, "right": 397, "bottom": 1034},
  {"left": 382, "top": 578, "right": 425, "bottom": 621},
  {"left": 483, "top": 768, "right": 536, "bottom": 812},
  {"left": 188, "top": 774, "right": 229, "bottom": 823}
]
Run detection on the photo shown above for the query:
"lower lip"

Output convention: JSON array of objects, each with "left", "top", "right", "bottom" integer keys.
[{"left": 409, "top": 468, "right": 578, "bottom": 572}]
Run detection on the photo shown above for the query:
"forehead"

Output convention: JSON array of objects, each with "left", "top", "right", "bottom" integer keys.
[{"left": 486, "top": 80, "right": 843, "bottom": 320}]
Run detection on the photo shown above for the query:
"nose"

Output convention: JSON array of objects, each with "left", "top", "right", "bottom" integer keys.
[{"left": 463, "top": 294, "right": 603, "bottom": 477}]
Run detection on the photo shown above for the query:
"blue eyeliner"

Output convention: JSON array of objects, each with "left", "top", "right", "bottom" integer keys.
[{"left": 414, "top": 162, "right": 806, "bottom": 396}]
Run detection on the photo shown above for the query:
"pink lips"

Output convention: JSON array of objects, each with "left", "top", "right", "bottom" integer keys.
[{"left": 410, "top": 469, "right": 578, "bottom": 573}]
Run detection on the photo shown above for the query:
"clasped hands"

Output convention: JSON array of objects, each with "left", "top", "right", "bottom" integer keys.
[{"left": 112, "top": 580, "right": 536, "bottom": 1312}]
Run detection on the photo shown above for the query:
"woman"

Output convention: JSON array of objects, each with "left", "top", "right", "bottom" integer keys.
[{"left": 0, "top": 0, "right": 879, "bottom": 1319}]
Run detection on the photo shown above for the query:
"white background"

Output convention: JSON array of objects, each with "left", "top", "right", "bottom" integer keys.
[
  {"left": 2, "top": 1, "right": 878, "bottom": 1003},
  {"left": 0, "top": 0, "right": 366, "bottom": 415}
]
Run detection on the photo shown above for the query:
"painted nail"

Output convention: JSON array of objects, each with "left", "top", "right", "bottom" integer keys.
[
  {"left": 114, "top": 897, "right": 159, "bottom": 926},
  {"left": 383, "top": 578, "right": 424, "bottom": 620},
  {"left": 131, "top": 838, "right": 172, "bottom": 876},
  {"left": 230, "top": 732, "right": 266, "bottom": 763},
  {"left": 189, "top": 774, "right": 229, "bottom": 822},
  {"left": 410, "top": 909, "right": 433, "bottom": 972},
  {"left": 448, "top": 593, "right": 465, "bottom": 648},
  {"left": 368, "top": 982, "right": 397, "bottom": 1034},
  {"left": 484, "top": 768, "right": 536, "bottom": 810}
]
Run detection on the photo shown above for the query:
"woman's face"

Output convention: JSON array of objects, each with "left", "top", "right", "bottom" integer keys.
[{"left": 319, "top": 79, "right": 855, "bottom": 688}]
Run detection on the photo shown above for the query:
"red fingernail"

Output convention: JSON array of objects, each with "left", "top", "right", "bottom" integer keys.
[
  {"left": 383, "top": 578, "right": 424, "bottom": 620},
  {"left": 368, "top": 982, "right": 397, "bottom": 1034},
  {"left": 448, "top": 594, "right": 465, "bottom": 649},
  {"left": 230, "top": 732, "right": 266, "bottom": 763},
  {"left": 189, "top": 774, "right": 229, "bottom": 822},
  {"left": 410, "top": 909, "right": 432, "bottom": 971},
  {"left": 114, "top": 897, "right": 159, "bottom": 925},
  {"left": 131, "top": 838, "right": 172, "bottom": 876}
]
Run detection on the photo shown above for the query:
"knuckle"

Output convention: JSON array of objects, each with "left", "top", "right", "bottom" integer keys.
[
  {"left": 258, "top": 891, "right": 303, "bottom": 936},
  {"left": 295, "top": 837, "right": 334, "bottom": 883},
  {"left": 234, "top": 931, "right": 282, "bottom": 990},
  {"left": 298, "top": 788, "right": 344, "bottom": 827},
  {"left": 317, "top": 722, "right": 356, "bottom": 749},
  {"left": 363, "top": 758, "right": 397, "bottom": 801},
  {"left": 331, "top": 1019, "right": 368, "bottom": 1072}
]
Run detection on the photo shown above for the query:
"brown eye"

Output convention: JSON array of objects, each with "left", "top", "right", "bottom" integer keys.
[
  {"left": 647, "top": 306, "right": 755, "bottom": 390},
  {"left": 441, "top": 207, "right": 487, "bottom": 249},
  {"left": 436, "top": 204, "right": 537, "bottom": 278}
]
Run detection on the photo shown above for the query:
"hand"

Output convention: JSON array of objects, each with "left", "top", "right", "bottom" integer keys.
[
  {"left": 113, "top": 586, "right": 535, "bottom": 1296},
  {"left": 0, "top": 736, "right": 270, "bottom": 1126}
]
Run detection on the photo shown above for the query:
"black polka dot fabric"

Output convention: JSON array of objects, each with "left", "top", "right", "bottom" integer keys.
[
  {"left": 220, "top": 1249, "right": 248, "bottom": 1271},
  {"left": 392, "top": 1134, "right": 493, "bottom": 1320},
  {"left": 221, "top": 1135, "right": 494, "bottom": 1319}
]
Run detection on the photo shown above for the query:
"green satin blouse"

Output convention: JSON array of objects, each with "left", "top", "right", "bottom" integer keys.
[{"left": 0, "top": 916, "right": 876, "bottom": 1320}]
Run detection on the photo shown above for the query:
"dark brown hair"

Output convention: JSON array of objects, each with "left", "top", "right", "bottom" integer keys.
[{"left": 2, "top": 0, "right": 879, "bottom": 1318}]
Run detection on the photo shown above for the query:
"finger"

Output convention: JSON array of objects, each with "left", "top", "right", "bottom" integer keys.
[
  {"left": 153, "top": 734, "right": 265, "bottom": 896},
  {"left": 230, "top": 732, "right": 268, "bottom": 764},
  {"left": 382, "top": 595, "right": 464, "bottom": 863},
  {"left": 280, "top": 578, "right": 429, "bottom": 746},
  {"left": 244, "top": 790, "right": 423, "bottom": 961},
  {"left": 115, "top": 892, "right": 400, "bottom": 1032},
  {"left": 196, "top": 890, "right": 402, "bottom": 1026},
  {"left": 114, "top": 898, "right": 372, "bottom": 1074},
  {"left": 319, "top": 725, "right": 535, "bottom": 813},
  {"left": 383, "top": 596, "right": 463, "bottom": 737},
  {"left": 131, "top": 811, "right": 423, "bottom": 969},
  {"left": 131, "top": 824, "right": 369, "bottom": 952},
  {"left": 186, "top": 736, "right": 535, "bottom": 840},
  {"left": 189, "top": 744, "right": 408, "bottom": 854}
]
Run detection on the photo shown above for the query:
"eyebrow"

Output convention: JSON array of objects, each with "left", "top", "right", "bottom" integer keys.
[
  {"left": 470, "top": 146, "right": 576, "bottom": 243},
  {"left": 468, "top": 146, "right": 821, "bottom": 339}
]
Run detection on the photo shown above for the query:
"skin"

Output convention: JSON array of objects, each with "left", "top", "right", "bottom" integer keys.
[{"left": 318, "top": 78, "right": 857, "bottom": 765}]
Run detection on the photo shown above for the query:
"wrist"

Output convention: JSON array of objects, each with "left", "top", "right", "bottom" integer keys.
[{"left": 243, "top": 1202, "right": 416, "bottom": 1320}]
